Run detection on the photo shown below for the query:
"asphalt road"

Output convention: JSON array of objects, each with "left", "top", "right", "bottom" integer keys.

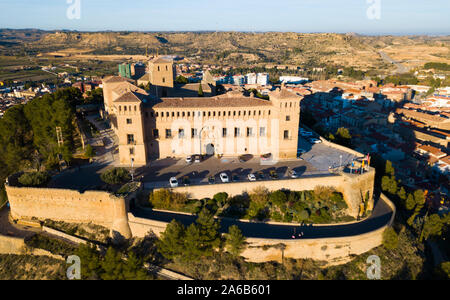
[
  {"left": 379, "top": 51, "right": 409, "bottom": 74},
  {"left": 132, "top": 196, "right": 393, "bottom": 240}
]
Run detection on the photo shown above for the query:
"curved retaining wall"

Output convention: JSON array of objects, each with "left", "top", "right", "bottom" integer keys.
[
  {"left": 5, "top": 184, "right": 132, "bottom": 241},
  {"left": 128, "top": 194, "right": 395, "bottom": 264},
  {"left": 162, "top": 169, "right": 375, "bottom": 218}
]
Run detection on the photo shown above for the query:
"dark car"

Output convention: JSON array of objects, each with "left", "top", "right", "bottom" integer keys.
[
  {"left": 239, "top": 154, "right": 253, "bottom": 163},
  {"left": 257, "top": 171, "right": 265, "bottom": 180},
  {"left": 269, "top": 170, "right": 279, "bottom": 179},
  {"left": 231, "top": 173, "right": 240, "bottom": 182},
  {"left": 182, "top": 176, "right": 190, "bottom": 186},
  {"left": 208, "top": 176, "right": 215, "bottom": 184}
]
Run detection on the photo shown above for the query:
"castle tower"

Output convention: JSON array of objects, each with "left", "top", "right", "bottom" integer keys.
[
  {"left": 114, "top": 91, "right": 148, "bottom": 166},
  {"left": 269, "top": 88, "right": 303, "bottom": 159}
]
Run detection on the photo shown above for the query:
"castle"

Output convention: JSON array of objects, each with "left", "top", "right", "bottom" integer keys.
[{"left": 103, "top": 57, "right": 303, "bottom": 165}]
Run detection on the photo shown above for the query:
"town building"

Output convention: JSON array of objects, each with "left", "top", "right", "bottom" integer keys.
[{"left": 103, "top": 58, "right": 302, "bottom": 165}]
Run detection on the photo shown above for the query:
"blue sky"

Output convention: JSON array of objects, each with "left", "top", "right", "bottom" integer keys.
[{"left": 0, "top": 0, "right": 449, "bottom": 35}]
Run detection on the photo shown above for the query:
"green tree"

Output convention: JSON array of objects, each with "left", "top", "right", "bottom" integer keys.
[
  {"left": 100, "top": 168, "right": 131, "bottom": 185},
  {"left": 198, "top": 84, "right": 204, "bottom": 97},
  {"left": 269, "top": 190, "right": 287, "bottom": 207},
  {"left": 398, "top": 187, "right": 407, "bottom": 203},
  {"left": 75, "top": 244, "right": 102, "bottom": 280},
  {"left": 385, "top": 160, "right": 395, "bottom": 176},
  {"left": 157, "top": 220, "right": 186, "bottom": 260},
  {"left": 213, "top": 192, "right": 228, "bottom": 208},
  {"left": 437, "top": 261, "right": 450, "bottom": 279},
  {"left": 183, "top": 224, "right": 203, "bottom": 261},
  {"left": 122, "top": 252, "right": 149, "bottom": 280},
  {"left": 406, "top": 193, "right": 415, "bottom": 210},
  {"left": 420, "top": 214, "right": 444, "bottom": 242},
  {"left": 101, "top": 247, "right": 125, "bottom": 280},
  {"left": 225, "top": 225, "right": 246, "bottom": 257},
  {"left": 382, "top": 227, "right": 399, "bottom": 250},
  {"left": 175, "top": 75, "right": 188, "bottom": 84},
  {"left": 84, "top": 144, "right": 95, "bottom": 159},
  {"left": 195, "top": 208, "right": 221, "bottom": 256},
  {"left": 18, "top": 171, "right": 50, "bottom": 187}
]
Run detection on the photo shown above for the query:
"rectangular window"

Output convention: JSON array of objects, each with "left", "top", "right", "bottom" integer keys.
[
  {"left": 234, "top": 127, "right": 240, "bottom": 137},
  {"left": 153, "top": 129, "right": 159, "bottom": 139},
  {"left": 127, "top": 134, "right": 135, "bottom": 145},
  {"left": 247, "top": 127, "right": 253, "bottom": 137},
  {"left": 284, "top": 130, "right": 289, "bottom": 140},
  {"left": 178, "top": 129, "right": 185, "bottom": 139},
  {"left": 165, "top": 129, "right": 172, "bottom": 139},
  {"left": 192, "top": 128, "right": 198, "bottom": 138},
  {"left": 286, "top": 115, "right": 291, "bottom": 121},
  {"left": 260, "top": 127, "right": 266, "bottom": 137},
  {"left": 222, "top": 128, "right": 227, "bottom": 137},
  {"left": 129, "top": 148, "right": 134, "bottom": 155},
  {"left": 126, "top": 118, "right": 132, "bottom": 124}
]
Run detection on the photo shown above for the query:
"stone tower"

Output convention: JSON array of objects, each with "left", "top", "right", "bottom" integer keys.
[
  {"left": 268, "top": 88, "right": 302, "bottom": 159},
  {"left": 114, "top": 89, "right": 148, "bottom": 166}
]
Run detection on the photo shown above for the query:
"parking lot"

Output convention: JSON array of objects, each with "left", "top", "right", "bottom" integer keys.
[
  {"left": 138, "top": 155, "right": 322, "bottom": 189},
  {"left": 48, "top": 126, "right": 359, "bottom": 192}
]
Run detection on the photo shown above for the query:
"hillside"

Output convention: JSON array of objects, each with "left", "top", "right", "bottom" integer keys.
[{"left": 0, "top": 30, "right": 449, "bottom": 73}]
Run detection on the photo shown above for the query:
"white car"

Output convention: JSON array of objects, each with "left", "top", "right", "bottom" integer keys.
[
  {"left": 186, "top": 156, "right": 193, "bottom": 163},
  {"left": 169, "top": 177, "right": 178, "bottom": 188},
  {"left": 289, "top": 170, "right": 298, "bottom": 178},
  {"left": 248, "top": 173, "right": 257, "bottom": 181},
  {"left": 220, "top": 173, "right": 229, "bottom": 183},
  {"left": 309, "top": 138, "right": 322, "bottom": 144}
]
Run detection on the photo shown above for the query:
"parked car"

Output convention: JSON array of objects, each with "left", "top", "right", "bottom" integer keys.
[
  {"left": 248, "top": 173, "right": 257, "bottom": 181},
  {"left": 260, "top": 153, "right": 272, "bottom": 161},
  {"left": 301, "top": 131, "right": 313, "bottom": 137},
  {"left": 220, "top": 173, "right": 229, "bottom": 183},
  {"left": 289, "top": 170, "right": 298, "bottom": 178},
  {"left": 194, "top": 155, "right": 201, "bottom": 163},
  {"left": 169, "top": 177, "right": 178, "bottom": 188},
  {"left": 309, "top": 138, "right": 322, "bottom": 144},
  {"left": 239, "top": 154, "right": 253, "bottom": 163},
  {"left": 186, "top": 156, "right": 193, "bottom": 163},
  {"left": 182, "top": 176, "right": 190, "bottom": 186},
  {"left": 257, "top": 171, "right": 265, "bottom": 180},
  {"left": 208, "top": 176, "right": 215, "bottom": 184},
  {"left": 269, "top": 170, "right": 279, "bottom": 179},
  {"left": 231, "top": 173, "right": 239, "bottom": 182}
]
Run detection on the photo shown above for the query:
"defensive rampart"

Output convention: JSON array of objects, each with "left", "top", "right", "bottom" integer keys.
[
  {"left": 5, "top": 175, "right": 131, "bottom": 241},
  {"left": 128, "top": 194, "right": 395, "bottom": 264},
  {"left": 160, "top": 169, "right": 375, "bottom": 217}
]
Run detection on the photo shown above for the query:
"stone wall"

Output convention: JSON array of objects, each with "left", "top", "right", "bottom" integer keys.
[
  {"left": 160, "top": 169, "right": 375, "bottom": 217},
  {"left": 0, "top": 235, "right": 26, "bottom": 255},
  {"left": 5, "top": 184, "right": 132, "bottom": 241},
  {"left": 128, "top": 194, "right": 395, "bottom": 264}
]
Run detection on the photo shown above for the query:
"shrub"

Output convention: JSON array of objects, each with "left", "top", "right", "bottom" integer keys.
[
  {"left": 149, "top": 189, "right": 188, "bottom": 210},
  {"left": 213, "top": 192, "right": 228, "bottom": 207},
  {"left": 18, "top": 171, "right": 50, "bottom": 187},
  {"left": 100, "top": 168, "right": 131, "bottom": 185},
  {"left": 382, "top": 227, "right": 399, "bottom": 250},
  {"left": 84, "top": 144, "right": 95, "bottom": 158},
  {"left": 269, "top": 191, "right": 287, "bottom": 207}
]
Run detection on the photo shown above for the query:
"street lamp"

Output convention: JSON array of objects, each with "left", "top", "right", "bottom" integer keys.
[{"left": 131, "top": 157, "right": 134, "bottom": 182}]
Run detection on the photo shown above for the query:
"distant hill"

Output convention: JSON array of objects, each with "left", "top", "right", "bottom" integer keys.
[{"left": 1, "top": 29, "right": 449, "bottom": 72}]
